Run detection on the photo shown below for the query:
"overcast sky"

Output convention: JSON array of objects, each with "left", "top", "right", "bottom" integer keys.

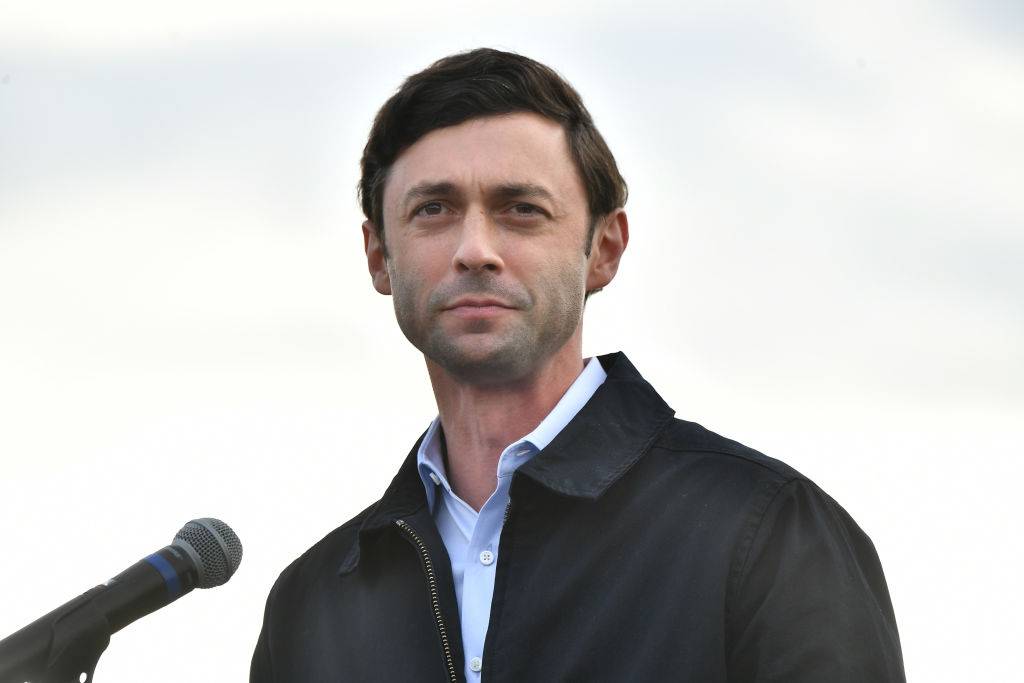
[{"left": 1, "top": 2, "right": 1021, "bottom": 681}]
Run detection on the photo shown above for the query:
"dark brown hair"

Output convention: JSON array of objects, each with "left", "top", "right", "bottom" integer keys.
[{"left": 359, "top": 48, "right": 627, "bottom": 252}]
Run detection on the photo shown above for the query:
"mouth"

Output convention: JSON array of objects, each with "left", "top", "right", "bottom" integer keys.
[
  {"left": 443, "top": 297, "right": 513, "bottom": 310},
  {"left": 442, "top": 297, "right": 516, "bottom": 318}
]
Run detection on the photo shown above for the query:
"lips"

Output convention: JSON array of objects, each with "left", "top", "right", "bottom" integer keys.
[
  {"left": 440, "top": 297, "right": 517, "bottom": 321},
  {"left": 443, "top": 297, "right": 514, "bottom": 310}
]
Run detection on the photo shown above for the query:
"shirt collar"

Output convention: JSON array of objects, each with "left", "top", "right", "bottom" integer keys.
[
  {"left": 416, "top": 356, "right": 608, "bottom": 511},
  {"left": 338, "top": 352, "right": 675, "bottom": 575},
  {"left": 524, "top": 356, "right": 607, "bottom": 451}
]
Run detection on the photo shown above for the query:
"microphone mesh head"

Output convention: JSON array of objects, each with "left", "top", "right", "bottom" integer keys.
[{"left": 173, "top": 518, "right": 243, "bottom": 589}]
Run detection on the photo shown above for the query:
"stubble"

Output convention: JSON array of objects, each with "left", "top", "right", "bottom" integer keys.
[{"left": 391, "top": 263, "right": 585, "bottom": 386}]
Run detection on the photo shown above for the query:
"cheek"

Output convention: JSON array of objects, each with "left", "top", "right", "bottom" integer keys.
[
  {"left": 388, "top": 267, "right": 427, "bottom": 345},
  {"left": 387, "top": 256, "right": 438, "bottom": 322},
  {"left": 532, "top": 255, "right": 587, "bottom": 310},
  {"left": 390, "top": 241, "right": 448, "bottom": 288},
  {"left": 388, "top": 263, "right": 420, "bottom": 309}
]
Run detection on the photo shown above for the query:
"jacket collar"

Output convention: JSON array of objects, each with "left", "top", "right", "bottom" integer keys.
[
  {"left": 338, "top": 351, "right": 675, "bottom": 575},
  {"left": 517, "top": 352, "right": 676, "bottom": 498}
]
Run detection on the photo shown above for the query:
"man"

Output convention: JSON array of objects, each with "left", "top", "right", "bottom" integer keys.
[{"left": 251, "top": 48, "right": 904, "bottom": 682}]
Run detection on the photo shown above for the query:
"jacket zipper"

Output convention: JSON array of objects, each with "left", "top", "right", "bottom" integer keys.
[{"left": 395, "top": 518, "right": 459, "bottom": 683}]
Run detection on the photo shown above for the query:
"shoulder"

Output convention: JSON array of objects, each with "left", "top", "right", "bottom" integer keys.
[
  {"left": 649, "top": 418, "right": 862, "bottom": 529},
  {"left": 637, "top": 417, "right": 861, "bottom": 541},
  {"left": 267, "top": 500, "right": 377, "bottom": 598},
  {"left": 646, "top": 420, "right": 881, "bottom": 581},
  {"left": 650, "top": 416, "right": 806, "bottom": 485}
]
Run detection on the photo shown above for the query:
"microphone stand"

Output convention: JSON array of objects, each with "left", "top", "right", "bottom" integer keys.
[
  {"left": 1, "top": 517, "right": 242, "bottom": 683},
  {"left": 0, "top": 586, "right": 111, "bottom": 683}
]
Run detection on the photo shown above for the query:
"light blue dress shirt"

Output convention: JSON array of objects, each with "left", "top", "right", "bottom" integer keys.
[{"left": 416, "top": 357, "right": 607, "bottom": 681}]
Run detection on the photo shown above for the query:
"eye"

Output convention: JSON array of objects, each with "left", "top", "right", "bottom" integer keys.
[
  {"left": 508, "top": 203, "right": 546, "bottom": 218},
  {"left": 415, "top": 201, "right": 446, "bottom": 217}
]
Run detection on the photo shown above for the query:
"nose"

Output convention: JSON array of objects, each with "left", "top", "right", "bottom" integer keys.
[{"left": 452, "top": 210, "right": 503, "bottom": 273}]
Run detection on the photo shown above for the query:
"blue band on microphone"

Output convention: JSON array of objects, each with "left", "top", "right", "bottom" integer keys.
[{"left": 146, "top": 552, "right": 182, "bottom": 599}]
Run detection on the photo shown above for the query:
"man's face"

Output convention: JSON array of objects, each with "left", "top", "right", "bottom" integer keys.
[{"left": 365, "top": 112, "right": 604, "bottom": 385}]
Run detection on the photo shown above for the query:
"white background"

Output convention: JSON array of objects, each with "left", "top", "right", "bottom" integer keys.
[{"left": 1, "top": 1, "right": 1021, "bottom": 681}]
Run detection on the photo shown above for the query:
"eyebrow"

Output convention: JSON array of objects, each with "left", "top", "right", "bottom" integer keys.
[
  {"left": 402, "top": 181, "right": 460, "bottom": 208},
  {"left": 492, "top": 183, "right": 556, "bottom": 203},
  {"left": 401, "top": 181, "right": 558, "bottom": 215}
]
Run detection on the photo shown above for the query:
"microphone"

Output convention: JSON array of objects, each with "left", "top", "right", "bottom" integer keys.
[{"left": 0, "top": 518, "right": 242, "bottom": 683}]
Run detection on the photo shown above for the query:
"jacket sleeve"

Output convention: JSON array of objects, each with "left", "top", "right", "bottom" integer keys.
[
  {"left": 249, "top": 582, "right": 276, "bottom": 683},
  {"left": 726, "top": 478, "right": 905, "bottom": 682}
]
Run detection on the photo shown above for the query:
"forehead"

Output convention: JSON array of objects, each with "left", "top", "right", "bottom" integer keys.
[{"left": 382, "top": 112, "right": 585, "bottom": 211}]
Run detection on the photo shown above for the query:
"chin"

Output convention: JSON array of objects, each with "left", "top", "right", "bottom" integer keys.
[{"left": 426, "top": 336, "right": 538, "bottom": 386}]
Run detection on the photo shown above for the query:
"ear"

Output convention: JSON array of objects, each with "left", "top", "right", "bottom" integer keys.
[
  {"left": 363, "top": 220, "right": 392, "bottom": 295},
  {"left": 585, "top": 209, "right": 629, "bottom": 292}
]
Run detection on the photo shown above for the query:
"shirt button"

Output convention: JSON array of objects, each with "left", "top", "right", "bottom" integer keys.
[
  {"left": 479, "top": 550, "right": 495, "bottom": 566},
  {"left": 469, "top": 657, "right": 482, "bottom": 672},
  {"left": 429, "top": 472, "right": 441, "bottom": 486}
]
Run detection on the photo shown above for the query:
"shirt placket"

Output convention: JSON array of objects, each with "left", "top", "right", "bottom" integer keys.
[{"left": 461, "top": 443, "right": 534, "bottom": 679}]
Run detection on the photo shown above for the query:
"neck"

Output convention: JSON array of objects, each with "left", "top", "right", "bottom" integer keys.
[{"left": 426, "top": 338, "right": 585, "bottom": 511}]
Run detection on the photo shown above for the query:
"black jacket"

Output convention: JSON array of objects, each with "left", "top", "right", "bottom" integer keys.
[{"left": 251, "top": 352, "right": 904, "bottom": 682}]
